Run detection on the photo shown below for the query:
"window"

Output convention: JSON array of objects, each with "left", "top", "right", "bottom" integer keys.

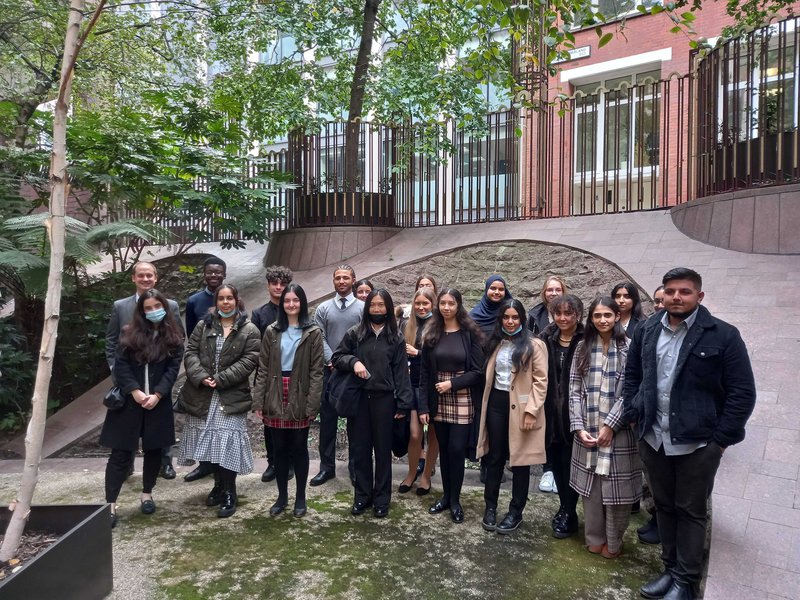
[
  {"left": 259, "top": 35, "right": 298, "bottom": 65},
  {"left": 573, "top": 0, "right": 659, "bottom": 29}
]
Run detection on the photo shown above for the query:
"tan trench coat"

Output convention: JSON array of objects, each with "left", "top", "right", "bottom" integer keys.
[{"left": 476, "top": 338, "right": 549, "bottom": 467}]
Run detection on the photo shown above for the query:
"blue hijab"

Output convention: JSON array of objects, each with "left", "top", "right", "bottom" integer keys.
[{"left": 469, "top": 275, "right": 512, "bottom": 334}]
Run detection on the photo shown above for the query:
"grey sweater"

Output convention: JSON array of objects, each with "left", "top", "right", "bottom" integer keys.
[{"left": 313, "top": 297, "right": 364, "bottom": 362}]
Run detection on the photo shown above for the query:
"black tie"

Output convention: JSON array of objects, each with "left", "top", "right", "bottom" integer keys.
[{"left": 340, "top": 298, "right": 347, "bottom": 310}]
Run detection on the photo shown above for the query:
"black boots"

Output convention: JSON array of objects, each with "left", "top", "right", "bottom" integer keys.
[
  {"left": 217, "top": 467, "right": 237, "bottom": 518},
  {"left": 205, "top": 467, "right": 224, "bottom": 507}
]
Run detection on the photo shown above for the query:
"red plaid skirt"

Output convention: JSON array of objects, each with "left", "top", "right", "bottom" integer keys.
[
  {"left": 262, "top": 376, "right": 312, "bottom": 430},
  {"left": 433, "top": 370, "right": 473, "bottom": 425}
]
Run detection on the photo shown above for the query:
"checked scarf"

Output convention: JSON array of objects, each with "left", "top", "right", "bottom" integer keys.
[{"left": 582, "top": 339, "right": 621, "bottom": 476}]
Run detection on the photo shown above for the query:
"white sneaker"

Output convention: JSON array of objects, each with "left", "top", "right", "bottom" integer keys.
[{"left": 538, "top": 471, "right": 555, "bottom": 493}]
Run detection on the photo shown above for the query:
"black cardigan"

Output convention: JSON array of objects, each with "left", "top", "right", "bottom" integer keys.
[{"left": 540, "top": 322, "right": 584, "bottom": 446}]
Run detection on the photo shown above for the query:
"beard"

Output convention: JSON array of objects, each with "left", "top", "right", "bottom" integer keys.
[{"left": 666, "top": 305, "right": 695, "bottom": 320}]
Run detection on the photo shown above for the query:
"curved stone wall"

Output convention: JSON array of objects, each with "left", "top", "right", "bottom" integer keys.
[{"left": 671, "top": 184, "right": 800, "bottom": 254}]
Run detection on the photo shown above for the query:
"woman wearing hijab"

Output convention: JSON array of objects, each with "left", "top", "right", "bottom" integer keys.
[{"left": 469, "top": 275, "right": 512, "bottom": 338}]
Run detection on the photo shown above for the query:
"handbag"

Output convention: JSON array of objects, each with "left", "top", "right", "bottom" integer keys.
[
  {"left": 328, "top": 368, "right": 364, "bottom": 418},
  {"left": 103, "top": 386, "right": 125, "bottom": 411}
]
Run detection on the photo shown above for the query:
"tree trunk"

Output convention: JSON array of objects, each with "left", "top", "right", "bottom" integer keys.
[
  {"left": 0, "top": 0, "right": 84, "bottom": 562},
  {"left": 343, "top": 0, "right": 381, "bottom": 193}
]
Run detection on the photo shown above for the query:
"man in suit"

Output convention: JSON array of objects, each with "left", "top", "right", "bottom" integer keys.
[
  {"left": 106, "top": 261, "right": 185, "bottom": 479},
  {"left": 624, "top": 267, "right": 756, "bottom": 600}
]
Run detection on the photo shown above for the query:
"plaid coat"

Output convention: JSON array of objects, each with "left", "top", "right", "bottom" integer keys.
[{"left": 568, "top": 340, "right": 642, "bottom": 504}]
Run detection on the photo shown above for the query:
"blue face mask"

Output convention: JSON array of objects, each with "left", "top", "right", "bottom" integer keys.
[
  {"left": 504, "top": 325, "right": 523, "bottom": 336},
  {"left": 219, "top": 308, "right": 236, "bottom": 318},
  {"left": 145, "top": 308, "right": 167, "bottom": 323},
  {"left": 420, "top": 311, "right": 433, "bottom": 320}
]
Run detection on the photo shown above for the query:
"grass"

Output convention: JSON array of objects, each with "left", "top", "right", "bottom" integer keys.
[{"left": 0, "top": 470, "right": 661, "bottom": 599}]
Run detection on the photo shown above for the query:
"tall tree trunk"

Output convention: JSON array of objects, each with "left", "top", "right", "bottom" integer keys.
[
  {"left": 0, "top": 0, "right": 104, "bottom": 562},
  {"left": 343, "top": 0, "right": 381, "bottom": 193}
]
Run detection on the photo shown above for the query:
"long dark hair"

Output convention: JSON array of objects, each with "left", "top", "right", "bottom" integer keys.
[
  {"left": 356, "top": 289, "right": 399, "bottom": 341},
  {"left": 275, "top": 283, "right": 311, "bottom": 331},
  {"left": 576, "top": 296, "right": 627, "bottom": 376},
  {"left": 423, "top": 288, "right": 483, "bottom": 347},
  {"left": 486, "top": 299, "right": 534, "bottom": 372},
  {"left": 214, "top": 284, "right": 244, "bottom": 316},
  {"left": 611, "top": 282, "right": 644, "bottom": 321},
  {"left": 120, "top": 289, "right": 183, "bottom": 365}
]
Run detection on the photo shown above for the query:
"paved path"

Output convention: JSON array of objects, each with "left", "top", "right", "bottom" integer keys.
[{"left": 4, "top": 209, "right": 799, "bottom": 598}]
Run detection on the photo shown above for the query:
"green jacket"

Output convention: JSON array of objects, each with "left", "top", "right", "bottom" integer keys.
[
  {"left": 252, "top": 323, "right": 324, "bottom": 421},
  {"left": 182, "top": 313, "right": 261, "bottom": 418}
]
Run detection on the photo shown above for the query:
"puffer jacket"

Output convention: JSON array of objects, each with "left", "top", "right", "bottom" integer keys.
[
  {"left": 182, "top": 312, "right": 261, "bottom": 418},
  {"left": 251, "top": 323, "right": 324, "bottom": 420}
]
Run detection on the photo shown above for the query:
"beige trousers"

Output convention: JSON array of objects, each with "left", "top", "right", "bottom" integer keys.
[{"left": 582, "top": 475, "right": 632, "bottom": 553}]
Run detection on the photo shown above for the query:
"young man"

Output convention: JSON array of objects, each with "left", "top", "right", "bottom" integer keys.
[
  {"left": 310, "top": 265, "right": 364, "bottom": 486},
  {"left": 181, "top": 257, "right": 227, "bottom": 483},
  {"left": 251, "top": 265, "right": 294, "bottom": 483},
  {"left": 105, "top": 261, "right": 185, "bottom": 479},
  {"left": 624, "top": 268, "right": 756, "bottom": 600}
]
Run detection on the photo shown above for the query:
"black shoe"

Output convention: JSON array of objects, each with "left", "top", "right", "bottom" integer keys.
[
  {"left": 638, "top": 514, "right": 661, "bottom": 545},
  {"left": 553, "top": 514, "right": 579, "bottom": 539},
  {"left": 269, "top": 501, "right": 287, "bottom": 516},
  {"left": 159, "top": 463, "right": 176, "bottom": 480},
  {"left": 261, "top": 465, "right": 276, "bottom": 482},
  {"left": 310, "top": 470, "right": 335, "bottom": 487},
  {"left": 373, "top": 505, "right": 389, "bottom": 518},
  {"left": 184, "top": 464, "right": 213, "bottom": 482},
  {"left": 640, "top": 573, "right": 674, "bottom": 599},
  {"left": 496, "top": 512, "right": 522, "bottom": 534},
  {"left": 351, "top": 500, "right": 373, "bottom": 516},
  {"left": 205, "top": 484, "right": 225, "bottom": 507},
  {"left": 293, "top": 503, "right": 307, "bottom": 518},
  {"left": 482, "top": 507, "right": 497, "bottom": 532},
  {"left": 429, "top": 499, "right": 450, "bottom": 514},
  {"left": 140, "top": 498, "right": 156, "bottom": 515},
  {"left": 217, "top": 492, "right": 237, "bottom": 518},
  {"left": 450, "top": 504, "right": 464, "bottom": 524},
  {"left": 551, "top": 507, "right": 566, "bottom": 528},
  {"left": 416, "top": 485, "right": 431, "bottom": 496},
  {"left": 661, "top": 581, "right": 694, "bottom": 600}
]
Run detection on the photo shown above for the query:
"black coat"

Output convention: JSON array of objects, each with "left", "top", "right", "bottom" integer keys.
[
  {"left": 526, "top": 303, "right": 550, "bottom": 335},
  {"left": 623, "top": 305, "right": 756, "bottom": 448},
  {"left": 540, "top": 322, "right": 584, "bottom": 446},
  {"left": 99, "top": 344, "right": 183, "bottom": 451}
]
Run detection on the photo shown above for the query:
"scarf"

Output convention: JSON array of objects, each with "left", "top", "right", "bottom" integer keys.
[
  {"left": 469, "top": 275, "right": 512, "bottom": 333},
  {"left": 582, "top": 338, "right": 623, "bottom": 476}
]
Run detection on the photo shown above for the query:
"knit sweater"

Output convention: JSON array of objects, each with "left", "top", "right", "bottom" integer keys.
[{"left": 313, "top": 296, "right": 364, "bottom": 362}]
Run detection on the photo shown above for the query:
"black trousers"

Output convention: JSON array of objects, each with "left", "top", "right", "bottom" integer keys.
[
  {"left": 550, "top": 440, "right": 580, "bottom": 518},
  {"left": 483, "top": 388, "right": 530, "bottom": 516},
  {"left": 270, "top": 427, "right": 310, "bottom": 503},
  {"left": 105, "top": 447, "right": 160, "bottom": 503},
  {"left": 434, "top": 420, "right": 470, "bottom": 507},
  {"left": 263, "top": 425, "right": 275, "bottom": 465},
  {"left": 639, "top": 440, "right": 722, "bottom": 586},
  {"left": 350, "top": 391, "right": 395, "bottom": 507},
  {"left": 318, "top": 368, "right": 338, "bottom": 471}
]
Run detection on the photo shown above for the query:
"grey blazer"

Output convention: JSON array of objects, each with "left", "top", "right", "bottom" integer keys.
[{"left": 105, "top": 294, "right": 184, "bottom": 371}]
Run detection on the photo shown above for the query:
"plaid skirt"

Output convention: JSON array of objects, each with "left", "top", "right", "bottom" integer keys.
[
  {"left": 262, "top": 375, "right": 312, "bottom": 430},
  {"left": 433, "top": 370, "right": 473, "bottom": 425}
]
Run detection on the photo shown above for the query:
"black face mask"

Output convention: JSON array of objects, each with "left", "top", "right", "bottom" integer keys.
[{"left": 368, "top": 313, "right": 388, "bottom": 324}]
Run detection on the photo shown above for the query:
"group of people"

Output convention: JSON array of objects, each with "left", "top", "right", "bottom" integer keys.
[{"left": 102, "top": 259, "right": 756, "bottom": 600}]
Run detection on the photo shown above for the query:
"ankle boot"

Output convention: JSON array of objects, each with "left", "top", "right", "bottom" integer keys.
[
  {"left": 205, "top": 468, "right": 224, "bottom": 507},
  {"left": 217, "top": 469, "right": 237, "bottom": 518}
]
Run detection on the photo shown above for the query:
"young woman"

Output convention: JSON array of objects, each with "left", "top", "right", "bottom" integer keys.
[
  {"left": 611, "top": 282, "right": 645, "bottom": 338},
  {"left": 332, "top": 289, "right": 413, "bottom": 518},
  {"left": 397, "top": 287, "right": 437, "bottom": 494},
  {"left": 354, "top": 279, "right": 374, "bottom": 302},
  {"left": 540, "top": 294, "right": 585, "bottom": 539},
  {"left": 253, "top": 284, "right": 323, "bottom": 518},
  {"left": 415, "top": 274, "right": 437, "bottom": 295},
  {"left": 468, "top": 275, "right": 512, "bottom": 338},
  {"left": 476, "top": 299, "right": 548, "bottom": 534},
  {"left": 527, "top": 276, "right": 569, "bottom": 335},
  {"left": 100, "top": 289, "right": 184, "bottom": 527},
  {"left": 569, "top": 297, "right": 641, "bottom": 558},
  {"left": 418, "top": 288, "right": 485, "bottom": 523},
  {"left": 179, "top": 284, "right": 261, "bottom": 518}
]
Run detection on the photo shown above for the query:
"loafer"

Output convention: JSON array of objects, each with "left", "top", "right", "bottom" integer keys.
[
  {"left": 482, "top": 507, "right": 497, "bottom": 532},
  {"left": 602, "top": 543, "right": 623, "bottom": 559},
  {"left": 261, "top": 465, "right": 276, "bottom": 482},
  {"left": 269, "top": 501, "right": 286, "bottom": 516},
  {"left": 662, "top": 581, "right": 694, "bottom": 600},
  {"left": 140, "top": 499, "right": 156, "bottom": 515},
  {"left": 217, "top": 492, "right": 237, "bottom": 518},
  {"left": 551, "top": 507, "right": 566, "bottom": 528},
  {"left": 351, "top": 500, "right": 372, "bottom": 516},
  {"left": 428, "top": 499, "right": 450, "bottom": 514},
  {"left": 638, "top": 514, "right": 661, "bottom": 545},
  {"left": 293, "top": 503, "right": 307, "bottom": 518},
  {"left": 184, "top": 464, "right": 213, "bottom": 482},
  {"left": 373, "top": 505, "right": 389, "bottom": 518},
  {"left": 310, "top": 470, "right": 335, "bottom": 487},
  {"left": 450, "top": 505, "right": 464, "bottom": 524},
  {"left": 640, "top": 572, "right": 674, "bottom": 599},
  {"left": 160, "top": 463, "right": 176, "bottom": 480},
  {"left": 415, "top": 486, "right": 431, "bottom": 496},
  {"left": 587, "top": 544, "right": 605, "bottom": 554},
  {"left": 496, "top": 512, "right": 522, "bottom": 534},
  {"left": 553, "top": 514, "right": 579, "bottom": 539},
  {"left": 205, "top": 484, "right": 225, "bottom": 507}
]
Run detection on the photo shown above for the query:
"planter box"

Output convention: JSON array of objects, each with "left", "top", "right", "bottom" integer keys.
[{"left": 0, "top": 504, "right": 113, "bottom": 600}]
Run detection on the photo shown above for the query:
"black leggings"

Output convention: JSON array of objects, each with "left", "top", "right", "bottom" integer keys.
[
  {"left": 433, "top": 420, "right": 470, "bottom": 507},
  {"left": 550, "top": 440, "right": 580, "bottom": 518},
  {"left": 105, "top": 448, "right": 160, "bottom": 503},
  {"left": 270, "top": 427, "right": 310, "bottom": 503}
]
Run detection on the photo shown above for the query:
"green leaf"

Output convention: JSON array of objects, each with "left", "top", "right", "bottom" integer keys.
[
  {"left": 651, "top": 4, "right": 663, "bottom": 14},
  {"left": 598, "top": 33, "right": 614, "bottom": 48}
]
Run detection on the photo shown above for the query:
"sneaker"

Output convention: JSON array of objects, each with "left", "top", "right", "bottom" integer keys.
[{"left": 538, "top": 471, "right": 555, "bottom": 493}]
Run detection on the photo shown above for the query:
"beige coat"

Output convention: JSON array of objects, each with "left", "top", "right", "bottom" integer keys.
[{"left": 476, "top": 338, "right": 549, "bottom": 467}]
